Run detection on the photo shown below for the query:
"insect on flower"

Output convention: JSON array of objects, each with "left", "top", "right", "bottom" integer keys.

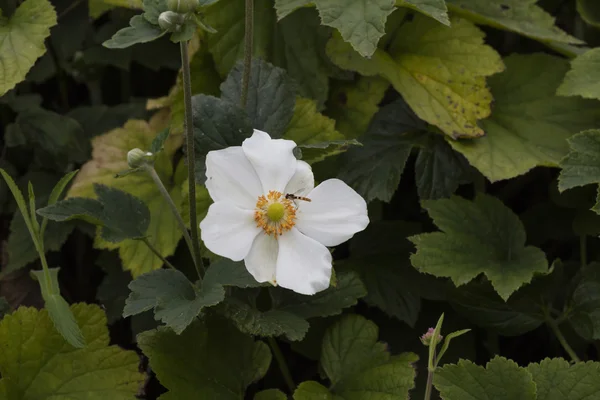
[{"left": 285, "top": 192, "right": 312, "bottom": 207}]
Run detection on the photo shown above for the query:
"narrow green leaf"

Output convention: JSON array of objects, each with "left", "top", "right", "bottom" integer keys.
[
  {"left": 31, "top": 268, "right": 86, "bottom": 348},
  {"left": 39, "top": 170, "right": 79, "bottom": 238},
  {"left": 0, "top": 169, "right": 37, "bottom": 249},
  {"left": 436, "top": 328, "right": 471, "bottom": 365},
  {"left": 27, "top": 182, "right": 41, "bottom": 238}
]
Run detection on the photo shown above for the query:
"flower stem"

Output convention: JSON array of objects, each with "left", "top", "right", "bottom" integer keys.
[
  {"left": 547, "top": 318, "right": 581, "bottom": 362},
  {"left": 424, "top": 350, "right": 437, "bottom": 400},
  {"left": 241, "top": 0, "right": 254, "bottom": 107},
  {"left": 141, "top": 237, "right": 177, "bottom": 270},
  {"left": 179, "top": 40, "right": 204, "bottom": 280},
  {"left": 267, "top": 337, "right": 295, "bottom": 394},
  {"left": 143, "top": 164, "right": 198, "bottom": 274}
]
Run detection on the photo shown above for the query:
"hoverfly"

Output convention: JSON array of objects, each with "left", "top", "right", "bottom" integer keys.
[{"left": 285, "top": 192, "right": 311, "bottom": 208}]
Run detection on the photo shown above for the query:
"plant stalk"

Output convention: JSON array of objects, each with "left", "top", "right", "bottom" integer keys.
[
  {"left": 547, "top": 318, "right": 581, "bottom": 363},
  {"left": 179, "top": 40, "right": 204, "bottom": 280},
  {"left": 424, "top": 350, "right": 437, "bottom": 400},
  {"left": 241, "top": 0, "right": 254, "bottom": 107},
  {"left": 143, "top": 164, "right": 198, "bottom": 273},
  {"left": 142, "top": 237, "right": 177, "bottom": 270},
  {"left": 268, "top": 337, "right": 295, "bottom": 394}
]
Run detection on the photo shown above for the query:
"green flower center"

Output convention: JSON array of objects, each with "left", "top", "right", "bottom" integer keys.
[{"left": 266, "top": 202, "right": 285, "bottom": 222}]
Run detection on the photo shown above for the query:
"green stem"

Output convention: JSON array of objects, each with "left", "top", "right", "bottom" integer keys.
[
  {"left": 580, "top": 235, "right": 587, "bottom": 269},
  {"left": 547, "top": 318, "right": 581, "bottom": 363},
  {"left": 268, "top": 337, "right": 295, "bottom": 394},
  {"left": 142, "top": 237, "right": 177, "bottom": 270},
  {"left": 179, "top": 40, "right": 204, "bottom": 280},
  {"left": 424, "top": 350, "right": 436, "bottom": 400},
  {"left": 143, "top": 165, "right": 199, "bottom": 274},
  {"left": 241, "top": 0, "right": 254, "bottom": 107}
]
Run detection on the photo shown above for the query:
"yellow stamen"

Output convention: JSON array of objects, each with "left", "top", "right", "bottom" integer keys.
[{"left": 254, "top": 191, "right": 296, "bottom": 237}]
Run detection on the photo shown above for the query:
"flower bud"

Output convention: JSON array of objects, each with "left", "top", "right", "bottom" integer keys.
[
  {"left": 158, "top": 11, "right": 186, "bottom": 32},
  {"left": 420, "top": 327, "right": 443, "bottom": 346},
  {"left": 166, "top": 0, "right": 198, "bottom": 13},
  {"left": 127, "top": 148, "right": 153, "bottom": 169}
]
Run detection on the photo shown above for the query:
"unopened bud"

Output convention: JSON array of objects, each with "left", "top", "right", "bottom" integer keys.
[
  {"left": 420, "top": 327, "right": 443, "bottom": 346},
  {"left": 167, "top": 0, "right": 198, "bottom": 13},
  {"left": 158, "top": 11, "right": 186, "bottom": 32},
  {"left": 127, "top": 148, "right": 153, "bottom": 168}
]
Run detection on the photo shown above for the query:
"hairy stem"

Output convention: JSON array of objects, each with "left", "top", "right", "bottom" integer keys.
[
  {"left": 268, "top": 337, "right": 295, "bottom": 394},
  {"left": 180, "top": 40, "right": 204, "bottom": 280},
  {"left": 241, "top": 0, "right": 254, "bottom": 107},
  {"left": 142, "top": 237, "right": 177, "bottom": 270},
  {"left": 424, "top": 370, "right": 434, "bottom": 400},
  {"left": 548, "top": 318, "right": 581, "bottom": 363},
  {"left": 144, "top": 164, "right": 198, "bottom": 273}
]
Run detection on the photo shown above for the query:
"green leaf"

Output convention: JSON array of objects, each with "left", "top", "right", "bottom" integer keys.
[
  {"left": 566, "top": 265, "right": 600, "bottom": 340},
  {"left": 0, "top": 304, "right": 144, "bottom": 398},
  {"left": 321, "top": 315, "right": 418, "bottom": 397},
  {"left": 255, "top": 389, "right": 287, "bottom": 400},
  {"left": 338, "top": 99, "right": 424, "bottom": 203},
  {"left": 65, "top": 113, "right": 184, "bottom": 277},
  {"left": 204, "top": 0, "right": 275, "bottom": 76},
  {"left": 0, "top": 0, "right": 57, "bottom": 96},
  {"left": 434, "top": 356, "right": 536, "bottom": 400},
  {"left": 327, "top": 15, "right": 504, "bottom": 139},
  {"left": 409, "top": 194, "right": 549, "bottom": 300},
  {"left": 191, "top": 94, "right": 254, "bottom": 181},
  {"left": 446, "top": 0, "right": 583, "bottom": 45},
  {"left": 31, "top": 268, "right": 86, "bottom": 348},
  {"left": 123, "top": 268, "right": 224, "bottom": 334},
  {"left": 150, "top": 128, "right": 170, "bottom": 153},
  {"left": 558, "top": 48, "right": 600, "bottom": 100},
  {"left": 558, "top": 130, "right": 600, "bottom": 214},
  {"left": 528, "top": 358, "right": 600, "bottom": 400},
  {"left": 578, "top": 0, "right": 600, "bottom": 28},
  {"left": 67, "top": 104, "right": 150, "bottom": 138},
  {"left": 313, "top": 0, "right": 395, "bottom": 58},
  {"left": 283, "top": 97, "right": 349, "bottom": 163},
  {"left": 449, "top": 54, "right": 600, "bottom": 182},
  {"left": 137, "top": 317, "right": 271, "bottom": 399},
  {"left": 274, "top": 270, "right": 367, "bottom": 319},
  {"left": 103, "top": 15, "right": 166, "bottom": 49},
  {"left": 293, "top": 381, "right": 333, "bottom": 400},
  {"left": 0, "top": 169, "right": 38, "bottom": 256},
  {"left": 436, "top": 329, "right": 471, "bottom": 364},
  {"left": 397, "top": 0, "right": 450, "bottom": 25},
  {"left": 220, "top": 59, "right": 296, "bottom": 138},
  {"left": 203, "top": 258, "right": 265, "bottom": 288},
  {"left": 274, "top": 0, "right": 311, "bottom": 19},
  {"left": 327, "top": 76, "right": 389, "bottom": 139}
]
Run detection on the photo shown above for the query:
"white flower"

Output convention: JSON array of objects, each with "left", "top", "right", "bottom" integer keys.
[{"left": 199, "top": 130, "right": 369, "bottom": 295}]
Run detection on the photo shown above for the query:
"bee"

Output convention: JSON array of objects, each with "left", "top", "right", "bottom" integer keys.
[{"left": 285, "top": 193, "right": 311, "bottom": 208}]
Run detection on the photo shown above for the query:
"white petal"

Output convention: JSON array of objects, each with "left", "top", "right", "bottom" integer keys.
[
  {"left": 296, "top": 179, "right": 369, "bottom": 247},
  {"left": 205, "top": 146, "right": 262, "bottom": 209},
  {"left": 242, "top": 129, "right": 297, "bottom": 193},
  {"left": 276, "top": 228, "right": 332, "bottom": 295},
  {"left": 244, "top": 233, "right": 278, "bottom": 284},
  {"left": 199, "top": 201, "right": 261, "bottom": 261},
  {"left": 284, "top": 160, "right": 314, "bottom": 197}
]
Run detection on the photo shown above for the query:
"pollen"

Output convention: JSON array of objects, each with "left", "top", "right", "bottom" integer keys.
[{"left": 254, "top": 191, "right": 296, "bottom": 237}]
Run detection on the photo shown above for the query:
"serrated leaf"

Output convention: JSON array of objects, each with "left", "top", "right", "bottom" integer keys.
[
  {"left": 528, "top": 358, "right": 600, "bottom": 400},
  {"left": 558, "top": 48, "right": 600, "bottom": 100},
  {"left": 558, "top": 131, "right": 600, "bottom": 213},
  {"left": 103, "top": 15, "right": 166, "bottom": 49},
  {"left": 450, "top": 54, "right": 600, "bottom": 182},
  {"left": 321, "top": 315, "right": 418, "bottom": 398},
  {"left": 137, "top": 316, "right": 271, "bottom": 399},
  {"left": 313, "top": 0, "right": 395, "bottom": 58},
  {"left": 327, "top": 77, "right": 389, "bottom": 139},
  {"left": 255, "top": 389, "right": 287, "bottom": 400},
  {"left": 283, "top": 97, "right": 349, "bottom": 163},
  {"left": 446, "top": 0, "right": 583, "bottom": 45},
  {"left": 327, "top": 15, "right": 504, "bottom": 139},
  {"left": 191, "top": 94, "right": 254, "bottom": 181},
  {"left": 409, "top": 194, "right": 549, "bottom": 300},
  {"left": 204, "top": 0, "right": 275, "bottom": 76},
  {"left": 123, "top": 269, "right": 224, "bottom": 334},
  {"left": 66, "top": 112, "right": 184, "bottom": 277},
  {"left": 0, "top": 0, "right": 57, "bottom": 96},
  {"left": 0, "top": 304, "right": 144, "bottom": 398},
  {"left": 434, "top": 356, "right": 536, "bottom": 400},
  {"left": 398, "top": 0, "right": 450, "bottom": 25},
  {"left": 220, "top": 59, "right": 296, "bottom": 138},
  {"left": 567, "top": 265, "right": 600, "bottom": 340},
  {"left": 338, "top": 99, "right": 424, "bottom": 203}
]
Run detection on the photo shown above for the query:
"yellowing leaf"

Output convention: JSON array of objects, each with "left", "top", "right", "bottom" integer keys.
[
  {"left": 68, "top": 111, "right": 185, "bottom": 277},
  {"left": 327, "top": 15, "right": 504, "bottom": 139},
  {"left": 0, "top": 0, "right": 57, "bottom": 96},
  {"left": 450, "top": 54, "right": 600, "bottom": 182},
  {"left": 0, "top": 303, "right": 144, "bottom": 399}
]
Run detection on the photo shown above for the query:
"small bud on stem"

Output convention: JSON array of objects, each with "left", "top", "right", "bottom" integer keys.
[{"left": 158, "top": 11, "right": 186, "bottom": 32}]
